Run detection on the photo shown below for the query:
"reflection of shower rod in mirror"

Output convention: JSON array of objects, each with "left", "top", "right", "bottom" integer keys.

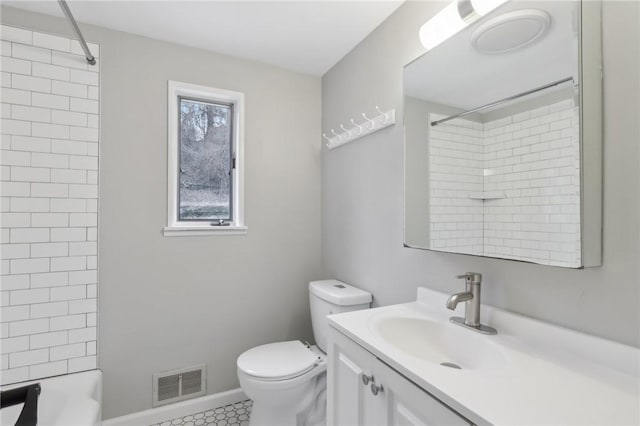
[
  {"left": 430, "top": 76, "right": 575, "bottom": 127},
  {"left": 323, "top": 107, "right": 396, "bottom": 150}
]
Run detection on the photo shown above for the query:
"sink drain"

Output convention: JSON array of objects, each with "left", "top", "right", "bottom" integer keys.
[{"left": 440, "top": 362, "right": 462, "bottom": 369}]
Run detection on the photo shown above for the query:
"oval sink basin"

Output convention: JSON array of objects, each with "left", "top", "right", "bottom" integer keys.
[{"left": 369, "top": 316, "right": 506, "bottom": 370}]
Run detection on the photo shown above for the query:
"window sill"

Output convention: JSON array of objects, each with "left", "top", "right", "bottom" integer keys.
[{"left": 163, "top": 225, "right": 248, "bottom": 237}]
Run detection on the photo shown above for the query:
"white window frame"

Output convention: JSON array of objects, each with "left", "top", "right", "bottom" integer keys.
[{"left": 164, "top": 80, "right": 246, "bottom": 237}]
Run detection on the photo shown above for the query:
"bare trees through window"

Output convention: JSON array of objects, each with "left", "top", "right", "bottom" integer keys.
[{"left": 178, "top": 98, "right": 233, "bottom": 221}]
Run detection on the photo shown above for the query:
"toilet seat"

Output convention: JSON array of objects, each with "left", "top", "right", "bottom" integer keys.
[{"left": 237, "top": 340, "right": 319, "bottom": 381}]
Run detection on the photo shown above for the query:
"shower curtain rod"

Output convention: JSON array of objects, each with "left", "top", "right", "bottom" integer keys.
[
  {"left": 57, "top": 0, "right": 96, "bottom": 65},
  {"left": 430, "top": 76, "right": 575, "bottom": 127}
]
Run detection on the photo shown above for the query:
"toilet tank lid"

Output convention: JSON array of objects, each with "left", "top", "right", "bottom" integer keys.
[{"left": 309, "top": 280, "right": 372, "bottom": 306}]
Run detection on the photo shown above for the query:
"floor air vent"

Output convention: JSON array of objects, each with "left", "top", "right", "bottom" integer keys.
[{"left": 153, "top": 364, "right": 206, "bottom": 407}]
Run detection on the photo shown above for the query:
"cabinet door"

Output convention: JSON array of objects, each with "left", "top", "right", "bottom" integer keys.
[
  {"left": 328, "top": 328, "right": 472, "bottom": 426},
  {"left": 376, "top": 359, "right": 471, "bottom": 426},
  {"left": 327, "top": 329, "right": 386, "bottom": 426}
]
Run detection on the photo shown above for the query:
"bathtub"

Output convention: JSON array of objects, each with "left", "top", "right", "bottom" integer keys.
[{"left": 1, "top": 369, "right": 102, "bottom": 426}]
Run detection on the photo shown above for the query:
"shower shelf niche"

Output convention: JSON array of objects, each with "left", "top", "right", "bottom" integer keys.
[{"left": 468, "top": 192, "right": 507, "bottom": 201}]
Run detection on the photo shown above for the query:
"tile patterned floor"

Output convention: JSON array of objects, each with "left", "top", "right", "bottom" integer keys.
[{"left": 150, "top": 400, "right": 252, "bottom": 426}]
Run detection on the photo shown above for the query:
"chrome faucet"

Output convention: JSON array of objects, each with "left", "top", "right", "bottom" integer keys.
[{"left": 446, "top": 272, "right": 497, "bottom": 335}]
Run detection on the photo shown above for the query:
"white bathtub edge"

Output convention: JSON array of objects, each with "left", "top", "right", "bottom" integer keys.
[
  {"left": 102, "top": 388, "right": 247, "bottom": 426},
  {"left": 1, "top": 369, "right": 103, "bottom": 426}
]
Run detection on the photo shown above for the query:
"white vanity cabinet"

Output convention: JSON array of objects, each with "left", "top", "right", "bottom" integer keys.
[{"left": 327, "top": 328, "right": 472, "bottom": 426}]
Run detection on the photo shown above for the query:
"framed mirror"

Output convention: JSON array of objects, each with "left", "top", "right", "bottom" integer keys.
[{"left": 403, "top": 0, "right": 602, "bottom": 268}]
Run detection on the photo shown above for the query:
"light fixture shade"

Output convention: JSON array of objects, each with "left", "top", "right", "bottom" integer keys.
[
  {"left": 419, "top": 0, "right": 511, "bottom": 51},
  {"left": 470, "top": 0, "right": 509, "bottom": 16},
  {"left": 419, "top": 1, "right": 468, "bottom": 51}
]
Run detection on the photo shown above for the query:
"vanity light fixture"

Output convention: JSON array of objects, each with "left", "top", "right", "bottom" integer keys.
[
  {"left": 419, "top": 0, "right": 509, "bottom": 51},
  {"left": 469, "top": 0, "right": 510, "bottom": 16}
]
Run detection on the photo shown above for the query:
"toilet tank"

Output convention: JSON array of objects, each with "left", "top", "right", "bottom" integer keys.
[{"left": 309, "top": 280, "right": 372, "bottom": 353}]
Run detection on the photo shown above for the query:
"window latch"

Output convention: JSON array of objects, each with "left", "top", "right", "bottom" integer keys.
[
  {"left": 228, "top": 156, "right": 236, "bottom": 177},
  {"left": 210, "top": 220, "right": 230, "bottom": 227}
]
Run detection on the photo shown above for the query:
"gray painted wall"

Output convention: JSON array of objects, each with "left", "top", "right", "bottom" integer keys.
[
  {"left": 322, "top": 1, "right": 639, "bottom": 347},
  {"left": 403, "top": 96, "right": 430, "bottom": 248},
  {"left": 1, "top": 7, "right": 321, "bottom": 419}
]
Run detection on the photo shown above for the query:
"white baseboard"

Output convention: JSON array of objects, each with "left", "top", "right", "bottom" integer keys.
[{"left": 102, "top": 388, "right": 247, "bottom": 426}]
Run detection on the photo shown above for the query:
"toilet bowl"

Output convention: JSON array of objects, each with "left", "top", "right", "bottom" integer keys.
[
  {"left": 237, "top": 280, "right": 372, "bottom": 426},
  {"left": 237, "top": 341, "right": 326, "bottom": 426}
]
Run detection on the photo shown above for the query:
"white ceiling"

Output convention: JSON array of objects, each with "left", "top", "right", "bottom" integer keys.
[
  {"left": 3, "top": 0, "right": 404, "bottom": 76},
  {"left": 404, "top": 1, "right": 579, "bottom": 110}
]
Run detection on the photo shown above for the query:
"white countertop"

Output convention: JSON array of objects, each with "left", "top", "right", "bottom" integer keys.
[{"left": 328, "top": 287, "right": 640, "bottom": 426}]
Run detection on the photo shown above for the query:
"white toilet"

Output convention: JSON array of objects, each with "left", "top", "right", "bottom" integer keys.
[{"left": 237, "top": 280, "right": 372, "bottom": 426}]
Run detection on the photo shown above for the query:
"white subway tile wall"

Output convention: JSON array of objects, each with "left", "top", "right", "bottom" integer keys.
[
  {"left": 0, "top": 25, "right": 99, "bottom": 385},
  {"left": 428, "top": 116, "right": 484, "bottom": 255},
  {"left": 429, "top": 99, "right": 581, "bottom": 268}
]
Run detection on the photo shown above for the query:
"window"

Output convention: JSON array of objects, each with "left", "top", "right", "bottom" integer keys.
[
  {"left": 165, "top": 81, "right": 245, "bottom": 236},
  {"left": 178, "top": 98, "right": 233, "bottom": 222}
]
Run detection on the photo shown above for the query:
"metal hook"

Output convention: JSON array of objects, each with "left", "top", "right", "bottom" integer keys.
[
  {"left": 330, "top": 129, "right": 340, "bottom": 137},
  {"left": 361, "top": 113, "right": 374, "bottom": 130},
  {"left": 350, "top": 118, "right": 363, "bottom": 135},
  {"left": 322, "top": 133, "right": 331, "bottom": 141},
  {"left": 375, "top": 105, "right": 389, "bottom": 123},
  {"left": 339, "top": 124, "right": 351, "bottom": 139}
]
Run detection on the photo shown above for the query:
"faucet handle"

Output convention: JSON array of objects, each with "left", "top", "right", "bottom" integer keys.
[{"left": 457, "top": 272, "right": 482, "bottom": 284}]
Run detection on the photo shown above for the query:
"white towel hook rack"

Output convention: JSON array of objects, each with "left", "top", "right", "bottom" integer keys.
[{"left": 323, "top": 107, "right": 396, "bottom": 150}]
